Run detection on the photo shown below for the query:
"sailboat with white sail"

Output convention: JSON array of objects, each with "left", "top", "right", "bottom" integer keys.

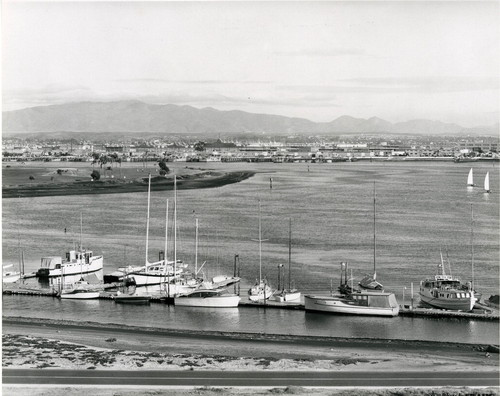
[
  {"left": 248, "top": 201, "right": 274, "bottom": 302},
  {"left": 484, "top": 172, "right": 490, "bottom": 193},
  {"left": 467, "top": 168, "right": 475, "bottom": 187},
  {"left": 359, "top": 182, "right": 384, "bottom": 291},
  {"left": 274, "top": 219, "right": 301, "bottom": 302}
]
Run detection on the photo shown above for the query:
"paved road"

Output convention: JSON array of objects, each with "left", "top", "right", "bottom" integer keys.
[{"left": 3, "top": 369, "right": 499, "bottom": 387}]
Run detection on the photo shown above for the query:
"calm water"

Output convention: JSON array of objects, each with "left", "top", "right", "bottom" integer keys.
[{"left": 3, "top": 161, "right": 499, "bottom": 344}]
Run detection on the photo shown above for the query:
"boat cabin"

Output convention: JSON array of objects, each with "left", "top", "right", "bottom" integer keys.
[{"left": 65, "top": 250, "right": 93, "bottom": 264}]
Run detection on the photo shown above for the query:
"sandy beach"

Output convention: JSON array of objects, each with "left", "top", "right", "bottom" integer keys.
[{"left": 2, "top": 316, "right": 498, "bottom": 395}]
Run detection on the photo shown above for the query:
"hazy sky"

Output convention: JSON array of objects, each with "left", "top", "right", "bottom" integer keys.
[{"left": 2, "top": 1, "right": 499, "bottom": 126}]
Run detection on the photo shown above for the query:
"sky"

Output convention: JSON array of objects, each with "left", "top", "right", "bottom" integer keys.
[{"left": 2, "top": 1, "right": 499, "bottom": 127}]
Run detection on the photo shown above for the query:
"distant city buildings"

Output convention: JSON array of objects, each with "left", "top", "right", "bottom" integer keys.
[{"left": 2, "top": 135, "right": 499, "bottom": 162}]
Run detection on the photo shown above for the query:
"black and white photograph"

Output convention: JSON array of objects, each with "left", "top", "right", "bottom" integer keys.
[{"left": 2, "top": 1, "right": 499, "bottom": 395}]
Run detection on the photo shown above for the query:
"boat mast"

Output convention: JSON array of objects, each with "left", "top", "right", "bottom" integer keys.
[
  {"left": 80, "top": 212, "right": 83, "bottom": 251},
  {"left": 288, "top": 218, "right": 292, "bottom": 291},
  {"left": 164, "top": 199, "right": 169, "bottom": 295},
  {"left": 373, "top": 181, "right": 377, "bottom": 279},
  {"left": 145, "top": 174, "right": 151, "bottom": 266},
  {"left": 259, "top": 201, "right": 262, "bottom": 283},
  {"left": 195, "top": 218, "right": 198, "bottom": 275},
  {"left": 174, "top": 175, "right": 177, "bottom": 283},
  {"left": 470, "top": 204, "right": 474, "bottom": 291}
]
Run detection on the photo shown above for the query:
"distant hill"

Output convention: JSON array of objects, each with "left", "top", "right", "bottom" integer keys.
[{"left": 2, "top": 100, "right": 498, "bottom": 136}]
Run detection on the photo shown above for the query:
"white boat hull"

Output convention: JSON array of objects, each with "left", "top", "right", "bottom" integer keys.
[
  {"left": 274, "top": 291, "right": 301, "bottom": 302},
  {"left": 3, "top": 272, "right": 21, "bottom": 283},
  {"left": 175, "top": 295, "right": 240, "bottom": 307},
  {"left": 60, "top": 291, "right": 101, "bottom": 299},
  {"left": 248, "top": 282, "right": 274, "bottom": 302},
  {"left": 419, "top": 291, "right": 476, "bottom": 311},
  {"left": 38, "top": 256, "right": 103, "bottom": 279},
  {"left": 304, "top": 295, "right": 399, "bottom": 317}
]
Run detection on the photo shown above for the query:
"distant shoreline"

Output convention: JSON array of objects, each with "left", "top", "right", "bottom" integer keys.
[{"left": 2, "top": 170, "right": 255, "bottom": 199}]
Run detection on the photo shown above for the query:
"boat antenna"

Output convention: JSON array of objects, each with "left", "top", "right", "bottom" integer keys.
[
  {"left": 470, "top": 204, "right": 474, "bottom": 291},
  {"left": 373, "top": 181, "right": 377, "bottom": 280},
  {"left": 439, "top": 248, "right": 446, "bottom": 275},
  {"left": 145, "top": 173, "right": 151, "bottom": 266},
  {"left": 445, "top": 247, "right": 452, "bottom": 277},
  {"left": 288, "top": 217, "right": 292, "bottom": 291}
]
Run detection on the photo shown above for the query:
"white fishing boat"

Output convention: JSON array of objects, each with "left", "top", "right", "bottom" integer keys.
[
  {"left": 467, "top": 168, "right": 474, "bottom": 187},
  {"left": 305, "top": 262, "right": 398, "bottom": 317},
  {"left": 304, "top": 291, "right": 399, "bottom": 317},
  {"left": 36, "top": 249, "right": 103, "bottom": 280},
  {"left": 175, "top": 289, "right": 240, "bottom": 307},
  {"left": 36, "top": 214, "right": 103, "bottom": 281},
  {"left": 419, "top": 275, "right": 476, "bottom": 311},
  {"left": 419, "top": 249, "right": 477, "bottom": 311},
  {"left": 248, "top": 201, "right": 274, "bottom": 302},
  {"left": 484, "top": 172, "right": 490, "bottom": 193},
  {"left": 359, "top": 182, "right": 384, "bottom": 291},
  {"left": 59, "top": 281, "right": 101, "bottom": 300},
  {"left": 274, "top": 219, "right": 301, "bottom": 302},
  {"left": 2, "top": 265, "right": 21, "bottom": 283}
]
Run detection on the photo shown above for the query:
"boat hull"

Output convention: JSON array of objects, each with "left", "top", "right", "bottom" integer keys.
[
  {"left": 37, "top": 256, "right": 103, "bottom": 279},
  {"left": 419, "top": 292, "right": 476, "bottom": 311},
  {"left": 175, "top": 295, "right": 240, "bottom": 307},
  {"left": 274, "top": 291, "right": 301, "bottom": 302},
  {"left": 304, "top": 294, "right": 399, "bottom": 317},
  {"left": 3, "top": 272, "right": 21, "bottom": 283},
  {"left": 113, "top": 295, "right": 151, "bottom": 304},
  {"left": 60, "top": 291, "right": 101, "bottom": 299}
]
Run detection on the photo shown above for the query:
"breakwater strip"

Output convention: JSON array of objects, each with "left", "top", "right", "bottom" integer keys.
[
  {"left": 2, "top": 315, "right": 498, "bottom": 352},
  {"left": 2, "top": 170, "right": 255, "bottom": 198}
]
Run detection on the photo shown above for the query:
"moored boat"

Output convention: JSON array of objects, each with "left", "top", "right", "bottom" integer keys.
[
  {"left": 304, "top": 291, "right": 399, "bottom": 317},
  {"left": 113, "top": 291, "right": 151, "bottom": 304},
  {"left": 274, "top": 219, "right": 301, "bottom": 303},
  {"left": 419, "top": 274, "right": 476, "bottom": 311},
  {"left": 36, "top": 249, "right": 103, "bottom": 280},
  {"left": 59, "top": 281, "right": 101, "bottom": 300},
  {"left": 3, "top": 265, "right": 21, "bottom": 283},
  {"left": 175, "top": 289, "right": 240, "bottom": 307},
  {"left": 248, "top": 201, "right": 274, "bottom": 302}
]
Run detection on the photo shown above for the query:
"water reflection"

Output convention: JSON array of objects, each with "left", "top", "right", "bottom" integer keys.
[{"left": 2, "top": 295, "right": 498, "bottom": 345}]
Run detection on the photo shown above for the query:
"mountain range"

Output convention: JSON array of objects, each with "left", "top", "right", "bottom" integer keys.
[{"left": 2, "top": 100, "right": 498, "bottom": 136}]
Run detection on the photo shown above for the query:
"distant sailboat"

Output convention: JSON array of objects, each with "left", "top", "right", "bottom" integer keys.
[
  {"left": 467, "top": 168, "right": 474, "bottom": 187},
  {"left": 484, "top": 172, "right": 490, "bottom": 193},
  {"left": 359, "top": 182, "right": 384, "bottom": 291}
]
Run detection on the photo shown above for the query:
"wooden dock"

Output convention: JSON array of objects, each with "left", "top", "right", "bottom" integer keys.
[{"left": 3, "top": 287, "right": 499, "bottom": 320}]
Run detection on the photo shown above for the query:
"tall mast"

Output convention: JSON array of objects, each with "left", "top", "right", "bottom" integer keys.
[
  {"left": 174, "top": 175, "right": 177, "bottom": 283},
  {"left": 195, "top": 218, "right": 198, "bottom": 275},
  {"left": 288, "top": 218, "right": 292, "bottom": 291},
  {"left": 373, "top": 181, "right": 377, "bottom": 279},
  {"left": 164, "top": 199, "right": 169, "bottom": 296},
  {"left": 80, "top": 212, "right": 83, "bottom": 251},
  {"left": 259, "top": 200, "right": 262, "bottom": 283},
  {"left": 471, "top": 204, "right": 474, "bottom": 291},
  {"left": 164, "top": 199, "right": 169, "bottom": 265},
  {"left": 145, "top": 174, "right": 151, "bottom": 265}
]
